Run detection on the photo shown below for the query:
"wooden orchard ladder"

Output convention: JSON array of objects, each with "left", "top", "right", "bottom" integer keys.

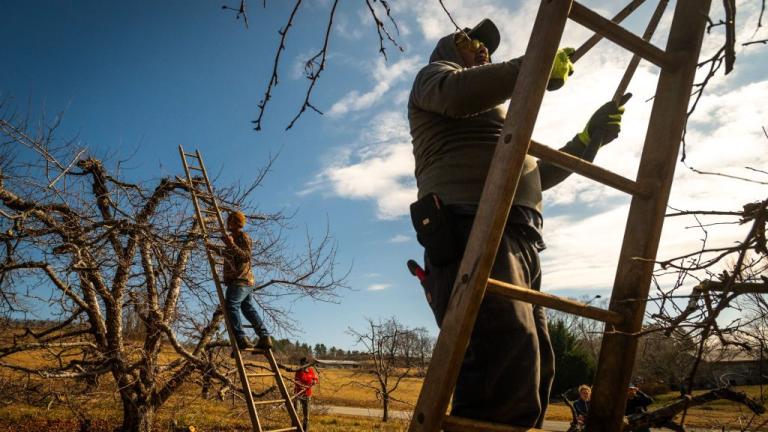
[
  {"left": 407, "top": 1, "right": 712, "bottom": 431},
  {"left": 178, "top": 146, "right": 304, "bottom": 432}
]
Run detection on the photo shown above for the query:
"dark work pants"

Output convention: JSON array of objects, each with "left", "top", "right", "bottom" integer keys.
[
  {"left": 423, "top": 214, "right": 555, "bottom": 428},
  {"left": 294, "top": 397, "right": 310, "bottom": 431}
]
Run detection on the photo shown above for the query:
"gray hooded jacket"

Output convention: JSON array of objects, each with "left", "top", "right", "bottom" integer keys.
[{"left": 408, "top": 32, "right": 592, "bottom": 215}]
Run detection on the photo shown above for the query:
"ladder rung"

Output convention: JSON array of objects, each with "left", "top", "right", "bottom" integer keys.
[
  {"left": 184, "top": 152, "right": 200, "bottom": 158},
  {"left": 264, "top": 427, "right": 298, "bottom": 432},
  {"left": 569, "top": 1, "right": 677, "bottom": 70},
  {"left": 570, "top": 0, "right": 647, "bottom": 62},
  {"left": 443, "top": 415, "right": 551, "bottom": 431},
  {"left": 252, "top": 398, "right": 289, "bottom": 406},
  {"left": 201, "top": 208, "right": 218, "bottom": 214},
  {"left": 486, "top": 278, "right": 624, "bottom": 326},
  {"left": 188, "top": 166, "right": 203, "bottom": 171},
  {"left": 247, "top": 372, "right": 277, "bottom": 378},
  {"left": 528, "top": 141, "right": 650, "bottom": 198}
]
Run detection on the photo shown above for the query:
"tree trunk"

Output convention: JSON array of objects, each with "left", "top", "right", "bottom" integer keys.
[
  {"left": 119, "top": 401, "right": 155, "bottom": 432},
  {"left": 382, "top": 392, "right": 389, "bottom": 422}
]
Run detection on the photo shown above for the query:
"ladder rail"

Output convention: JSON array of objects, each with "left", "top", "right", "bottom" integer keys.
[
  {"left": 178, "top": 145, "right": 264, "bottom": 432},
  {"left": 193, "top": 149, "right": 229, "bottom": 235},
  {"left": 587, "top": 1, "right": 712, "bottom": 429},
  {"left": 264, "top": 349, "right": 304, "bottom": 428},
  {"left": 407, "top": 2, "right": 574, "bottom": 431}
]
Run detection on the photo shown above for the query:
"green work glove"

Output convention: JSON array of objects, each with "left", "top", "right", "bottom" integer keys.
[
  {"left": 547, "top": 47, "right": 575, "bottom": 91},
  {"left": 577, "top": 93, "right": 632, "bottom": 147}
]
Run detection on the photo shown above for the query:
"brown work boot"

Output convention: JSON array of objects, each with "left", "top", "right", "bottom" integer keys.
[
  {"left": 236, "top": 337, "right": 254, "bottom": 350},
  {"left": 256, "top": 335, "right": 273, "bottom": 350}
]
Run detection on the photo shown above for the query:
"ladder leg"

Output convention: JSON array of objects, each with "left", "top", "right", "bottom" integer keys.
[
  {"left": 408, "top": 2, "right": 573, "bottom": 431},
  {"left": 264, "top": 350, "right": 304, "bottom": 432},
  {"left": 586, "top": 1, "right": 712, "bottom": 430}
]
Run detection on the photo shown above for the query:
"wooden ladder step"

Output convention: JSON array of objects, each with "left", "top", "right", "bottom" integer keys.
[
  {"left": 569, "top": 1, "right": 677, "bottom": 70},
  {"left": 571, "top": 0, "right": 647, "bottom": 61},
  {"left": 247, "top": 372, "right": 277, "bottom": 378},
  {"left": 263, "top": 427, "right": 298, "bottom": 432},
  {"left": 193, "top": 194, "right": 214, "bottom": 203},
  {"left": 442, "top": 416, "right": 551, "bottom": 432},
  {"left": 486, "top": 278, "right": 624, "bottom": 325},
  {"left": 528, "top": 141, "right": 650, "bottom": 198},
  {"left": 252, "top": 398, "right": 290, "bottom": 406},
  {"left": 187, "top": 165, "right": 204, "bottom": 171},
  {"left": 203, "top": 218, "right": 219, "bottom": 226},
  {"left": 183, "top": 152, "right": 199, "bottom": 158}
]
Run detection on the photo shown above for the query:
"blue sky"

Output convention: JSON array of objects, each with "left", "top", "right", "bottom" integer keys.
[{"left": 2, "top": 0, "right": 766, "bottom": 350}]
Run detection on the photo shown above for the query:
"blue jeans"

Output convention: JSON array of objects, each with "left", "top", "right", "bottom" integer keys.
[{"left": 225, "top": 283, "right": 269, "bottom": 340}]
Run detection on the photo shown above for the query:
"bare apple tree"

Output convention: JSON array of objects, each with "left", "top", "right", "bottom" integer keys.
[
  {"left": 0, "top": 102, "right": 346, "bottom": 432},
  {"left": 347, "top": 316, "right": 419, "bottom": 422}
]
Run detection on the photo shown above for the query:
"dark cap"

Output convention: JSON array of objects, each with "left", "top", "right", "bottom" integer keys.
[{"left": 463, "top": 18, "right": 500, "bottom": 55}]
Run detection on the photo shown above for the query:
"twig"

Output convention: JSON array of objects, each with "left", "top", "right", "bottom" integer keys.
[
  {"left": 48, "top": 147, "right": 86, "bottom": 188},
  {"left": 363, "top": 0, "right": 403, "bottom": 61},
  {"left": 682, "top": 163, "right": 768, "bottom": 185},
  {"left": 437, "top": 0, "right": 463, "bottom": 32},
  {"left": 252, "top": 0, "right": 302, "bottom": 131},
  {"left": 221, "top": 0, "right": 249, "bottom": 28},
  {"left": 285, "top": 0, "right": 339, "bottom": 131},
  {"left": 743, "top": 38, "right": 768, "bottom": 46}
]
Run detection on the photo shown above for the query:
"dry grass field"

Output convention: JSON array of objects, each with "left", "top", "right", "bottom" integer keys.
[{"left": 0, "top": 339, "right": 765, "bottom": 431}]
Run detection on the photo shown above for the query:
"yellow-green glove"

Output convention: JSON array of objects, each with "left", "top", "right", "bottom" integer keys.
[
  {"left": 547, "top": 47, "right": 575, "bottom": 91},
  {"left": 577, "top": 93, "right": 632, "bottom": 147}
]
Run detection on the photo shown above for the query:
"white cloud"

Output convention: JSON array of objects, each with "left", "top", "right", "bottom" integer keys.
[
  {"left": 540, "top": 77, "right": 768, "bottom": 293},
  {"left": 327, "top": 57, "right": 420, "bottom": 116},
  {"left": 335, "top": 12, "right": 366, "bottom": 41},
  {"left": 388, "top": 234, "right": 411, "bottom": 243},
  {"left": 306, "top": 111, "right": 417, "bottom": 219},
  {"left": 367, "top": 283, "right": 391, "bottom": 291}
]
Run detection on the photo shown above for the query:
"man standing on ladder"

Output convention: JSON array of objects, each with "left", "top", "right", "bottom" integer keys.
[
  {"left": 408, "top": 19, "right": 627, "bottom": 428},
  {"left": 222, "top": 211, "right": 272, "bottom": 350}
]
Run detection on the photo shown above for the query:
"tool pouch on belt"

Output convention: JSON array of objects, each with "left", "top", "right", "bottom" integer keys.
[{"left": 409, "top": 193, "right": 462, "bottom": 266}]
